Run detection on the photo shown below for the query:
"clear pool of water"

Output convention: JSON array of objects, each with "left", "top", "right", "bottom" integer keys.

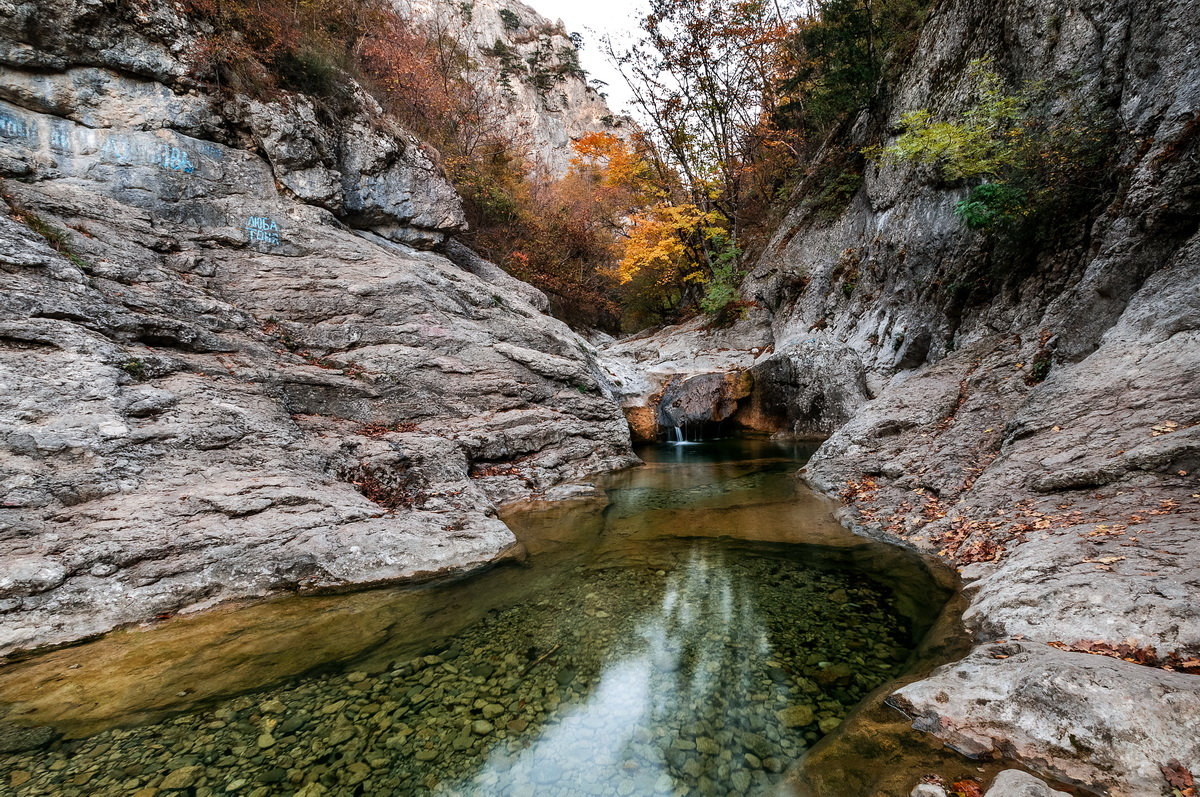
[{"left": 0, "top": 438, "right": 950, "bottom": 796}]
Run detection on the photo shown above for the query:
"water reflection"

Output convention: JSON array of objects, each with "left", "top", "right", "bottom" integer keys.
[
  {"left": 0, "top": 438, "right": 948, "bottom": 796},
  {"left": 451, "top": 548, "right": 762, "bottom": 794},
  {"left": 428, "top": 542, "right": 908, "bottom": 796}
]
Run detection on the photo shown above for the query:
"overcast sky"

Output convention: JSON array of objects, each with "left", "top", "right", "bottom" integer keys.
[{"left": 531, "top": 0, "right": 646, "bottom": 114}]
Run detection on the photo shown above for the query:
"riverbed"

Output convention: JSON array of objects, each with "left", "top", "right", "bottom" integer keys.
[{"left": 0, "top": 438, "right": 955, "bottom": 795}]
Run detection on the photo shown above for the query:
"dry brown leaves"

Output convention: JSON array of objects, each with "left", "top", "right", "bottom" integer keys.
[
  {"left": 1150, "top": 498, "right": 1181, "bottom": 515},
  {"left": 292, "top": 350, "right": 370, "bottom": 378},
  {"left": 841, "top": 472, "right": 1191, "bottom": 571},
  {"left": 356, "top": 422, "right": 419, "bottom": 437},
  {"left": 1082, "top": 554, "right": 1126, "bottom": 571},
  {"left": 1151, "top": 421, "right": 1181, "bottom": 436},
  {"left": 920, "top": 491, "right": 948, "bottom": 522},
  {"left": 1085, "top": 523, "right": 1129, "bottom": 538},
  {"left": 1048, "top": 640, "right": 1200, "bottom": 675},
  {"left": 471, "top": 464, "right": 523, "bottom": 478},
  {"left": 840, "top": 475, "right": 879, "bottom": 502},
  {"left": 1163, "top": 760, "right": 1197, "bottom": 797},
  {"left": 950, "top": 780, "right": 984, "bottom": 797},
  {"left": 933, "top": 517, "right": 1006, "bottom": 563},
  {"left": 469, "top": 462, "right": 535, "bottom": 489},
  {"left": 349, "top": 473, "right": 419, "bottom": 510}
]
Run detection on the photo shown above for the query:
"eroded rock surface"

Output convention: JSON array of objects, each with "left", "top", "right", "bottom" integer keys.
[
  {"left": 892, "top": 644, "right": 1200, "bottom": 794},
  {"left": 0, "top": 0, "right": 634, "bottom": 655},
  {"left": 607, "top": 0, "right": 1200, "bottom": 792},
  {"left": 983, "top": 770, "right": 1071, "bottom": 797},
  {"left": 598, "top": 311, "right": 775, "bottom": 440},
  {"left": 394, "top": 0, "right": 631, "bottom": 177}
]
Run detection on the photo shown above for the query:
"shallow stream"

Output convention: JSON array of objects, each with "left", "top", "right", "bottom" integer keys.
[{"left": 0, "top": 439, "right": 953, "bottom": 795}]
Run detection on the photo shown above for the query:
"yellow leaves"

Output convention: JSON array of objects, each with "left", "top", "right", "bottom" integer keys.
[
  {"left": 1151, "top": 420, "right": 1180, "bottom": 436},
  {"left": 616, "top": 203, "right": 724, "bottom": 286}
]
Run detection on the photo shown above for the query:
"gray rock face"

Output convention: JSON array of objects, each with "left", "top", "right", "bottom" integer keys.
[
  {"left": 608, "top": 0, "right": 1200, "bottom": 792},
  {"left": 656, "top": 371, "right": 752, "bottom": 430},
  {"left": 393, "top": 0, "right": 631, "bottom": 177},
  {"left": 892, "top": 644, "right": 1200, "bottom": 795},
  {"left": 0, "top": 0, "right": 634, "bottom": 655},
  {"left": 0, "top": 2, "right": 466, "bottom": 248}
]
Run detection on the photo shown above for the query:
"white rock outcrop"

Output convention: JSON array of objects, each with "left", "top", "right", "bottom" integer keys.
[{"left": 395, "top": 0, "right": 631, "bottom": 176}]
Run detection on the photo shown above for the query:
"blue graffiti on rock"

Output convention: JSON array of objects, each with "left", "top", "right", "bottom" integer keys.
[
  {"left": 49, "top": 124, "right": 71, "bottom": 153},
  {"left": 158, "top": 144, "right": 196, "bottom": 173},
  {"left": 246, "top": 216, "right": 282, "bottom": 247},
  {"left": 0, "top": 111, "right": 30, "bottom": 142}
]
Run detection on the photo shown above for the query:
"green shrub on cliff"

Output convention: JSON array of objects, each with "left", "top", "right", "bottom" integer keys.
[
  {"left": 954, "top": 182, "right": 1029, "bottom": 230},
  {"left": 872, "top": 59, "right": 1117, "bottom": 236},
  {"left": 878, "top": 61, "right": 1030, "bottom": 180}
]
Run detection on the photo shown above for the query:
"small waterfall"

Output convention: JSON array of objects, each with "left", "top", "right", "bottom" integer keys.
[{"left": 672, "top": 426, "right": 683, "bottom": 443}]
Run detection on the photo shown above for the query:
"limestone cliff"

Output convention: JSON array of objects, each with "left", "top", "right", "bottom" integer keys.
[
  {"left": 604, "top": 0, "right": 1200, "bottom": 793},
  {"left": 395, "top": 0, "right": 630, "bottom": 176},
  {"left": 0, "top": 0, "right": 636, "bottom": 656}
]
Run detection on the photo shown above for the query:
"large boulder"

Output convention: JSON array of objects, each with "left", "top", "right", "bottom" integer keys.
[{"left": 0, "top": 0, "right": 636, "bottom": 655}]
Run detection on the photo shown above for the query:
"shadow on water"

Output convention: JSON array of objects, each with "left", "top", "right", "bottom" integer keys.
[{"left": 0, "top": 436, "right": 972, "bottom": 795}]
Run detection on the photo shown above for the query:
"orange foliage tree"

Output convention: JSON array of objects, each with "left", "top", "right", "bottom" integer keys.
[
  {"left": 562, "top": 131, "right": 743, "bottom": 327},
  {"left": 175, "top": 0, "right": 806, "bottom": 330}
]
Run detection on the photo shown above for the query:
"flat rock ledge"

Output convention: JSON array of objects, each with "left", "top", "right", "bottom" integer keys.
[{"left": 893, "top": 644, "right": 1200, "bottom": 794}]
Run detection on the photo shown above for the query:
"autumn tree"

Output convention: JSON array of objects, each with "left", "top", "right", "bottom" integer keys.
[
  {"left": 779, "top": 0, "right": 932, "bottom": 133},
  {"left": 561, "top": 131, "right": 739, "bottom": 326},
  {"left": 604, "top": 0, "right": 801, "bottom": 241},
  {"left": 594, "top": 0, "right": 806, "bottom": 323}
]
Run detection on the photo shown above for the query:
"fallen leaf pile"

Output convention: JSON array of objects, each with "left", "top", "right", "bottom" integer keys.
[
  {"left": 356, "top": 422, "right": 419, "bottom": 437},
  {"left": 1162, "top": 760, "right": 1197, "bottom": 797},
  {"left": 1049, "top": 640, "right": 1200, "bottom": 675},
  {"left": 841, "top": 471, "right": 1192, "bottom": 569},
  {"left": 840, "top": 475, "right": 880, "bottom": 502},
  {"left": 470, "top": 463, "right": 526, "bottom": 479},
  {"left": 950, "top": 779, "right": 984, "bottom": 797}
]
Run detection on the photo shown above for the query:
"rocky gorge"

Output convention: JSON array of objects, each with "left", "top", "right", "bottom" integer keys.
[
  {"left": 603, "top": 1, "right": 1200, "bottom": 794},
  {"left": 0, "top": 0, "right": 1198, "bottom": 796}
]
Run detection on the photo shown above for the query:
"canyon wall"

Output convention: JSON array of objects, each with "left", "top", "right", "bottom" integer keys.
[
  {"left": 607, "top": 1, "right": 1200, "bottom": 793},
  {"left": 395, "top": 0, "right": 630, "bottom": 176},
  {"left": 0, "top": 0, "right": 635, "bottom": 656}
]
